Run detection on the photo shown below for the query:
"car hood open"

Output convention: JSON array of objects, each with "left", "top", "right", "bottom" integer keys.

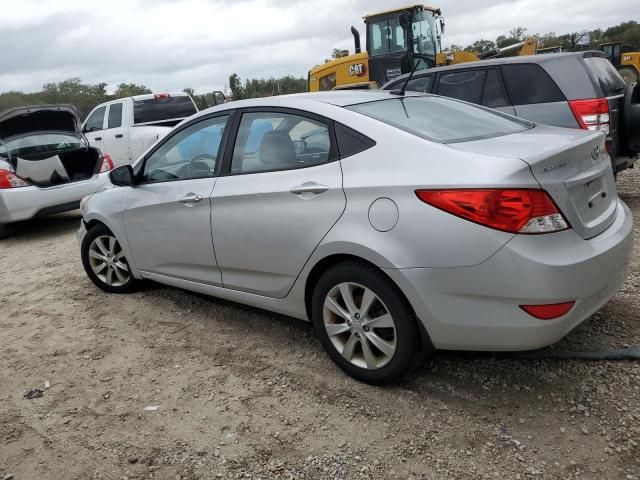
[{"left": 0, "top": 105, "right": 82, "bottom": 141}]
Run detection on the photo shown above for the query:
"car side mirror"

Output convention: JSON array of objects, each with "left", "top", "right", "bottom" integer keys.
[{"left": 110, "top": 165, "right": 135, "bottom": 187}]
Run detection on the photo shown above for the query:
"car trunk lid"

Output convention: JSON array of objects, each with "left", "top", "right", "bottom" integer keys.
[
  {"left": 0, "top": 105, "right": 81, "bottom": 140},
  {"left": 449, "top": 125, "right": 617, "bottom": 239}
]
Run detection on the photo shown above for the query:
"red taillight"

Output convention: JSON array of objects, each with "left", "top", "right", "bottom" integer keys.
[
  {"left": 153, "top": 93, "right": 170, "bottom": 99},
  {"left": 520, "top": 302, "right": 575, "bottom": 320},
  {"left": 0, "top": 169, "right": 30, "bottom": 189},
  {"left": 568, "top": 98, "right": 610, "bottom": 133},
  {"left": 99, "top": 154, "right": 115, "bottom": 173},
  {"left": 415, "top": 189, "right": 570, "bottom": 234}
]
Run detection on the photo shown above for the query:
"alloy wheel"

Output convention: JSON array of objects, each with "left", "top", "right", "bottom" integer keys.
[
  {"left": 322, "top": 282, "right": 397, "bottom": 369},
  {"left": 88, "top": 235, "right": 131, "bottom": 287}
]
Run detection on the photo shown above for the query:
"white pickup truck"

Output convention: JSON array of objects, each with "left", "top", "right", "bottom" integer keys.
[{"left": 81, "top": 92, "right": 199, "bottom": 167}]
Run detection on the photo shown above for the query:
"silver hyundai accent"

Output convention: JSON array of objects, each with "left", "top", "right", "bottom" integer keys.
[{"left": 77, "top": 91, "right": 633, "bottom": 384}]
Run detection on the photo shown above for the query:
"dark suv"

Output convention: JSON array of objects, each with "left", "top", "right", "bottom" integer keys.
[{"left": 382, "top": 51, "right": 640, "bottom": 173}]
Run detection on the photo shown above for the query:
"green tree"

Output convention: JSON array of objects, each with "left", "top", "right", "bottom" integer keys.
[{"left": 113, "top": 83, "right": 152, "bottom": 98}]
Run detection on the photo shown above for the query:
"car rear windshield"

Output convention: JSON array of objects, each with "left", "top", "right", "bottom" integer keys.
[
  {"left": 0, "top": 133, "right": 83, "bottom": 158},
  {"left": 133, "top": 96, "right": 197, "bottom": 125},
  {"left": 584, "top": 57, "right": 627, "bottom": 97},
  {"left": 347, "top": 96, "right": 532, "bottom": 143}
]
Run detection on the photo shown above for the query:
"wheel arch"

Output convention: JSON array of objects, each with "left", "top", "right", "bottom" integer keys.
[{"left": 303, "top": 253, "right": 434, "bottom": 352}]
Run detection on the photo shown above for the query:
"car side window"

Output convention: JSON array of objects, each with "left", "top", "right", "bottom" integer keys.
[
  {"left": 84, "top": 106, "right": 106, "bottom": 132},
  {"left": 335, "top": 123, "right": 376, "bottom": 158},
  {"left": 402, "top": 75, "right": 433, "bottom": 93},
  {"left": 500, "top": 64, "right": 565, "bottom": 105},
  {"left": 436, "top": 69, "right": 487, "bottom": 105},
  {"left": 482, "top": 69, "right": 509, "bottom": 108},
  {"left": 142, "top": 115, "right": 229, "bottom": 183},
  {"left": 107, "top": 103, "right": 123, "bottom": 129},
  {"left": 230, "top": 112, "right": 331, "bottom": 174}
]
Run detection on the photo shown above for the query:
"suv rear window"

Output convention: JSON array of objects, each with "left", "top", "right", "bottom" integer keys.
[
  {"left": 347, "top": 96, "right": 532, "bottom": 143},
  {"left": 133, "top": 96, "right": 197, "bottom": 125},
  {"left": 501, "top": 64, "right": 565, "bottom": 105},
  {"left": 584, "top": 57, "right": 627, "bottom": 97}
]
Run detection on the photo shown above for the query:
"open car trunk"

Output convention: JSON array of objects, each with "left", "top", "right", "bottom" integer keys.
[
  {"left": 13, "top": 147, "right": 102, "bottom": 188},
  {"left": 0, "top": 105, "right": 104, "bottom": 187}
]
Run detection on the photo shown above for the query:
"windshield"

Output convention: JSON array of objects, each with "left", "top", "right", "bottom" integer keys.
[
  {"left": 347, "top": 96, "right": 533, "bottom": 143},
  {"left": 133, "top": 96, "right": 197, "bottom": 125},
  {"left": 0, "top": 132, "right": 83, "bottom": 157}
]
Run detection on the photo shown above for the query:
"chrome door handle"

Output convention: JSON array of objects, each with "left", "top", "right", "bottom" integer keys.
[
  {"left": 178, "top": 194, "right": 203, "bottom": 204},
  {"left": 290, "top": 183, "right": 329, "bottom": 195}
]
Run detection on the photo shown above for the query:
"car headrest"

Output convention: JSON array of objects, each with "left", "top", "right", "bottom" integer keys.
[{"left": 259, "top": 131, "right": 297, "bottom": 167}]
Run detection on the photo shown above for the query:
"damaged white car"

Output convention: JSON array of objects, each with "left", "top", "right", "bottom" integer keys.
[{"left": 0, "top": 105, "right": 113, "bottom": 238}]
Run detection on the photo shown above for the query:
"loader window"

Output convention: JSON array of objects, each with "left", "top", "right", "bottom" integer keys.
[{"left": 368, "top": 16, "right": 406, "bottom": 56}]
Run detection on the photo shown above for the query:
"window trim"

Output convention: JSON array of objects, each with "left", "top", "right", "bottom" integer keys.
[
  {"left": 134, "top": 111, "right": 235, "bottom": 185},
  {"left": 219, "top": 107, "right": 339, "bottom": 177}
]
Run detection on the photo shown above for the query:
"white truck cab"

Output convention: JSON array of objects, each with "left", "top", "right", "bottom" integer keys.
[{"left": 82, "top": 92, "right": 199, "bottom": 167}]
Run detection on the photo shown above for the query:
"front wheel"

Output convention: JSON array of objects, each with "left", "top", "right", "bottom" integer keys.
[
  {"left": 81, "top": 224, "right": 139, "bottom": 293},
  {"left": 311, "top": 261, "right": 422, "bottom": 384}
]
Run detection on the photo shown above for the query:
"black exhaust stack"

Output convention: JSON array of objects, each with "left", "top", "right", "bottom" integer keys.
[{"left": 351, "top": 27, "right": 361, "bottom": 54}]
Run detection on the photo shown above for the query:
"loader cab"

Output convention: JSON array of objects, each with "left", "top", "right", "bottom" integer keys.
[
  {"left": 601, "top": 42, "right": 623, "bottom": 66},
  {"left": 364, "top": 5, "right": 441, "bottom": 85}
]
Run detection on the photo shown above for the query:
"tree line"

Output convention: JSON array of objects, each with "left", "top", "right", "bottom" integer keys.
[
  {"left": 0, "top": 20, "right": 637, "bottom": 119},
  {"left": 447, "top": 21, "right": 640, "bottom": 54}
]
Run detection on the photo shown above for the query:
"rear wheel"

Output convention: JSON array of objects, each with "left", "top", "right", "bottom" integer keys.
[
  {"left": 81, "top": 224, "right": 138, "bottom": 293},
  {"left": 619, "top": 67, "right": 639, "bottom": 86},
  {"left": 311, "top": 261, "right": 422, "bottom": 384}
]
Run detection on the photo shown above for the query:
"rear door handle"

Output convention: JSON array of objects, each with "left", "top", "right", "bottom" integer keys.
[
  {"left": 115, "top": 134, "right": 123, "bottom": 139},
  {"left": 290, "top": 182, "right": 329, "bottom": 195},
  {"left": 178, "top": 194, "right": 203, "bottom": 204}
]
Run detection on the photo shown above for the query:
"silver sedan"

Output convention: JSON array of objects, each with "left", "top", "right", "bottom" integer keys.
[{"left": 77, "top": 91, "right": 633, "bottom": 384}]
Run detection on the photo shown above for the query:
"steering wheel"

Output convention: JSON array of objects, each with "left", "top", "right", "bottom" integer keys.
[{"left": 188, "top": 154, "right": 217, "bottom": 178}]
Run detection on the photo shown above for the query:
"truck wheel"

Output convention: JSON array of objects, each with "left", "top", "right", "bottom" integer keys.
[{"left": 619, "top": 67, "right": 639, "bottom": 86}]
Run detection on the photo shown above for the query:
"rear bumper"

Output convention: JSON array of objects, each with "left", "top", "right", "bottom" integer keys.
[
  {"left": 0, "top": 173, "right": 110, "bottom": 224},
  {"left": 385, "top": 199, "right": 634, "bottom": 351}
]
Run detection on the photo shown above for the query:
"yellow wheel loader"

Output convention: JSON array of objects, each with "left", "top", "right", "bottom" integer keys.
[
  {"left": 308, "top": 5, "right": 540, "bottom": 92},
  {"left": 600, "top": 42, "right": 640, "bottom": 85}
]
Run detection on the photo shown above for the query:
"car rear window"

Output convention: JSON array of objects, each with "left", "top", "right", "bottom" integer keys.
[
  {"left": 583, "top": 57, "right": 627, "bottom": 97},
  {"left": 133, "top": 96, "right": 197, "bottom": 125},
  {"left": 347, "top": 96, "right": 532, "bottom": 143},
  {"left": 500, "top": 64, "right": 565, "bottom": 105}
]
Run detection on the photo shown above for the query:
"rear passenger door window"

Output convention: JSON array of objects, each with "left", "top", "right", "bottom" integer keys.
[
  {"left": 436, "top": 69, "right": 487, "bottom": 104},
  {"left": 500, "top": 64, "right": 565, "bottom": 105},
  {"left": 404, "top": 75, "right": 434, "bottom": 93},
  {"left": 482, "top": 69, "right": 509, "bottom": 108},
  {"left": 230, "top": 112, "right": 332, "bottom": 174},
  {"left": 107, "top": 103, "right": 123, "bottom": 129}
]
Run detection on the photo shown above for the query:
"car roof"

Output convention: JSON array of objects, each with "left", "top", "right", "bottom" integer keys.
[
  {"left": 194, "top": 91, "right": 424, "bottom": 118},
  {"left": 385, "top": 50, "right": 604, "bottom": 85}
]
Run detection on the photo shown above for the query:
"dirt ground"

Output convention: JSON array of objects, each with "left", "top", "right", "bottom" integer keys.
[{"left": 1, "top": 170, "right": 640, "bottom": 480}]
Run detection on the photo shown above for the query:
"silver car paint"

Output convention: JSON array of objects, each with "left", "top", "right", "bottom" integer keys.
[
  {"left": 79, "top": 92, "right": 634, "bottom": 351},
  {"left": 0, "top": 155, "right": 111, "bottom": 224},
  {"left": 513, "top": 102, "right": 579, "bottom": 129}
]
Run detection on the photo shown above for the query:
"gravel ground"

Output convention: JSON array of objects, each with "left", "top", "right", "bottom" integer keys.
[{"left": 1, "top": 168, "right": 639, "bottom": 480}]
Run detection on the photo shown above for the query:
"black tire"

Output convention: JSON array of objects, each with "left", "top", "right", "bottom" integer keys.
[
  {"left": 619, "top": 66, "right": 639, "bottom": 86},
  {"left": 311, "top": 261, "right": 424, "bottom": 385},
  {"left": 81, "top": 224, "right": 139, "bottom": 293}
]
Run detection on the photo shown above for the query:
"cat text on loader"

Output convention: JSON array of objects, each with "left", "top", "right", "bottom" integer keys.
[{"left": 308, "top": 5, "right": 443, "bottom": 92}]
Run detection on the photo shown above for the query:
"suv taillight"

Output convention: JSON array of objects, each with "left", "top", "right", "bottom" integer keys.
[
  {"left": 0, "top": 169, "right": 30, "bottom": 189},
  {"left": 568, "top": 98, "right": 610, "bottom": 134},
  {"left": 416, "top": 189, "right": 570, "bottom": 234}
]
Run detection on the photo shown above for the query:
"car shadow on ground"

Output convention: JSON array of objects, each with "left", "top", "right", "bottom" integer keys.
[{"left": 3, "top": 210, "right": 82, "bottom": 242}]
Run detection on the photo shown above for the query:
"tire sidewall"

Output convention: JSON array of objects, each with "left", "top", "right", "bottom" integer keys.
[
  {"left": 311, "top": 262, "right": 419, "bottom": 385},
  {"left": 81, "top": 225, "right": 137, "bottom": 293}
]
